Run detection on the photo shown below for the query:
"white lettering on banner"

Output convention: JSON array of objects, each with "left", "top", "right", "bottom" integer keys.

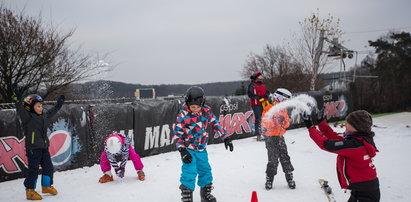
[
  {"left": 220, "top": 102, "right": 239, "bottom": 114},
  {"left": 323, "top": 94, "right": 333, "bottom": 101},
  {"left": 160, "top": 125, "right": 171, "bottom": 147},
  {"left": 144, "top": 124, "right": 172, "bottom": 150}
]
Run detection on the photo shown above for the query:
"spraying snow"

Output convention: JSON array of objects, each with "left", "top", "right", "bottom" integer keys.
[{"left": 263, "top": 94, "right": 317, "bottom": 123}]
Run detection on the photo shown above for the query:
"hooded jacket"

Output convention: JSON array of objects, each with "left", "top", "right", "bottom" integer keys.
[
  {"left": 247, "top": 80, "right": 269, "bottom": 106},
  {"left": 261, "top": 104, "right": 290, "bottom": 136},
  {"left": 308, "top": 120, "right": 379, "bottom": 191},
  {"left": 15, "top": 101, "right": 60, "bottom": 150}
]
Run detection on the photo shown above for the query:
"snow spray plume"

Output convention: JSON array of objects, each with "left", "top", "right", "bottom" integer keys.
[{"left": 263, "top": 94, "right": 317, "bottom": 124}]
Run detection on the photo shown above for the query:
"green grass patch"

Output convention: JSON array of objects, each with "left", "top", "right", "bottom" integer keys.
[
  {"left": 371, "top": 112, "right": 398, "bottom": 118},
  {"left": 329, "top": 112, "right": 399, "bottom": 125}
]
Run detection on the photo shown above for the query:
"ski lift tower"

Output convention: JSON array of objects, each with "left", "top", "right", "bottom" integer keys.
[{"left": 324, "top": 37, "right": 354, "bottom": 88}]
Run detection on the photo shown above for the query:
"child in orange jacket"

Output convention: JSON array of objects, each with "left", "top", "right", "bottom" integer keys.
[{"left": 262, "top": 88, "right": 295, "bottom": 190}]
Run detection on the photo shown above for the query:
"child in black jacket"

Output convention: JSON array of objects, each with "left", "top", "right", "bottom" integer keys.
[{"left": 12, "top": 84, "right": 65, "bottom": 200}]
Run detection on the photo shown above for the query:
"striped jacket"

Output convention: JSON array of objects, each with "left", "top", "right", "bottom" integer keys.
[
  {"left": 173, "top": 104, "right": 229, "bottom": 150},
  {"left": 104, "top": 133, "right": 131, "bottom": 170}
]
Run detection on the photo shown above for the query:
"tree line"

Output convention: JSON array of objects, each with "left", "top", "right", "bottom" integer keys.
[{"left": 1, "top": 5, "right": 410, "bottom": 112}]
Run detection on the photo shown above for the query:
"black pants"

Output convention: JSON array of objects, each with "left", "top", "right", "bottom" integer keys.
[
  {"left": 24, "top": 148, "right": 54, "bottom": 189},
  {"left": 265, "top": 136, "right": 294, "bottom": 178},
  {"left": 348, "top": 189, "right": 380, "bottom": 202},
  {"left": 252, "top": 105, "right": 263, "bottom": 137}
]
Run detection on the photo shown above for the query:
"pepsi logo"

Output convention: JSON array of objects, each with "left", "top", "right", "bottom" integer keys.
[{"left": 48, "top": 130, "right": 72, "bottom": 166}]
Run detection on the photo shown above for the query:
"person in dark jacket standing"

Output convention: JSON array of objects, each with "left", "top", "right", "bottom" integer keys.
[
  {"left": 12, "top": 84, "right": 65, "bottom": 200},
  {"left": 302, "top": 109, "right": 380, "bottom": 202},
  {"left": 247, "top": 72, "right": 269, "bottom": 141}
]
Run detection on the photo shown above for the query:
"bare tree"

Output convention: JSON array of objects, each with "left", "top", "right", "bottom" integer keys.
[
  {"left": 0, "top": 5, "right": 111, "bottom": 103},
  {"left": 289, "top": 9, "right": 343, "bottom": 90},
  {"left": 241, "top": 44, "right": 309, "bottom": 92}
]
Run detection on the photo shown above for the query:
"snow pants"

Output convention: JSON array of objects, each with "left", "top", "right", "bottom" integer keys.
[
  {"left": 24, "top": 148, "right": 54, "bottom": 189},
  {"left": 265, "top": 136, "right": 294, "bottom": 178},
  {"left": 252, "top": 105, "right": 263, "bottom": 138},
  {"left": 348, "top": 189, "right": 380, "bottom": 202},
  {"left": 99, "top": 149, "right": 144, "bottom": 172},
  {"left": 180, "top": 149, "right": 213, "bottom": 191}
]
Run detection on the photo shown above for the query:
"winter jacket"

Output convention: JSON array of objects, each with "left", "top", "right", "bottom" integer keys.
[
  {"left": 173, "top": 104, "right": 229, "bottom": 150},
  {"left": 262, "top": 104, "right": 290, "bottom": 136},
  {"left": 247, "top": 80, "right": 269, "bottom": 106},
  {"left": 103, "top": 133, "right": 139, "bottom": 171},
  {"left": 15, "top": 101, "right": 60, "bottom": 150},
  {"left": 308, "top": 120, "right": 379, "bottom": 191}
]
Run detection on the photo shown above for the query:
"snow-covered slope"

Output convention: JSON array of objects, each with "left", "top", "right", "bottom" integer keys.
[{"left": 1, "top": 112, "right": 410, "bottom": 202}]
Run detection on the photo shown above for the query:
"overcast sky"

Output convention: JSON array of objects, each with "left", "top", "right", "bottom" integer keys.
[{"left": 4, "top": 0, "right": 411, "bottom": 85}]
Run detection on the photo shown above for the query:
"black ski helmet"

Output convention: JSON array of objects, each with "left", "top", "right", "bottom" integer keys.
[
  {"left": 23, "top": 94, "right": 43, "bottom": 112},
  {"left": 185, "top": 86, "right": 205, "bottom": 106}
]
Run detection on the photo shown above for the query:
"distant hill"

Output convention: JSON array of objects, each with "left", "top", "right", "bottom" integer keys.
[{"left": 66, "top": 80, "right": 247, "bottom": 99}]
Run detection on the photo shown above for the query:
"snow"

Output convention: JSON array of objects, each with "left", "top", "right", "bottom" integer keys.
[{"left": 1, "top": 112, "right": 411, "bottom": 202}]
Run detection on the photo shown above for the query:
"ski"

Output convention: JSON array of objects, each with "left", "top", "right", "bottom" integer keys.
[{"left": 318, "top": 179, "right": 336, "bottom": 202}]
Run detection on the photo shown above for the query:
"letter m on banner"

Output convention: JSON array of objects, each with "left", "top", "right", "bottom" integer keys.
[{"left": 0, "top": 137, "right": 28, "bottom": 173}]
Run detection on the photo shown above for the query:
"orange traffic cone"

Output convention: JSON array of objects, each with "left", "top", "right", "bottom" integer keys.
[{"left": 251, "top": 191, "right": 258, "bottom": 202}]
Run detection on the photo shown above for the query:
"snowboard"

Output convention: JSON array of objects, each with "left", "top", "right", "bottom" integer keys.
[{"left": 318, "top": 179, "right": 336, "bottom": 202}]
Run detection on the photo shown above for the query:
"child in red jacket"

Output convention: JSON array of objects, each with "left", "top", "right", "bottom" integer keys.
[{"left": 302, "top": 109, "right": 380, "bottom": 202}]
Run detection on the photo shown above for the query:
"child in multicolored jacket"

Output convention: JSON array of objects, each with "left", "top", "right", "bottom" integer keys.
[
  {"left": 98, "top": 133, "right": 145, "bottom": 183},
  {"left": 173, "top": 86, "right": 234, "bottom": 202}
]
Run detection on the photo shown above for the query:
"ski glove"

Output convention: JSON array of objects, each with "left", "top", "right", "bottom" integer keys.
[
  {"left": 115, "top": 167, "right": 125, "bottom": 178},
  {"left": 55, "top": 94, "right": 65, "bottom": 110},
  {"left": 315, "top": 107, "right": 325, "bottom": 123},
  {"left": 11, "top": 83, "right": 22, "bottom": 103},
  {"left": 224, "top": 136, "right": 234, "bottom": 152},
  {"left": 178, "top": 147, "right": 192, "bottom": 164},
  {"left": 301, "top": 112, "right": 313, "bottom": 129}
]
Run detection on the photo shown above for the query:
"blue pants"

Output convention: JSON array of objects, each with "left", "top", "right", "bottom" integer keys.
[
  {"left": 180, "top": 149, "right": 213, "bottom": 191},
  {"left": 252, "top": 105, "right": 263, "bottom": 137},
  {"left": 24, "top": 149, "right": 54, "bottom": 189}
]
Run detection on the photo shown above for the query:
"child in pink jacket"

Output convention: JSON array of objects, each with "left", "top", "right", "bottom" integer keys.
[{"left": 98, "top": 133, "right": 145, "bottom": 183}]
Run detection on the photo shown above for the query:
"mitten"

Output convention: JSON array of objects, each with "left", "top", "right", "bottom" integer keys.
[
  {"left": 55, "top": 94, "right": 65, "bottom": 110},
  {"left": 301, "top": 112, "right": 313, "bottom": 129},
  {"left": 224, "top": 136, "right": 234, "bottom": 152}
]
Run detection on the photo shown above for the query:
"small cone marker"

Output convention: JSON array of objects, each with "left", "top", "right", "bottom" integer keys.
[{"left": 251, "top": 190, "right": 258, "bottom": 202}]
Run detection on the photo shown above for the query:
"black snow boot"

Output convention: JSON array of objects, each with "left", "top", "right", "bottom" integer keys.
[
  {"left": 179, "top": 184, "right": 193, "bottom": 202},
  {"left": 285, "top": 172, "right": 296, "bottom": 189},
  {"left": 265, "top": 176, "right": 274, "bottom": 190},
  {"left": 200, "top": 183, "right": 217, "bottom": 202}
]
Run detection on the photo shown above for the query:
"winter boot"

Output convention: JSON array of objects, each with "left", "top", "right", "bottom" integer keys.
[
  {"left": 98, "top": 174, "right": 114, "bottom": 183},
  {"left": 42, "top": 186, "right": 58, "bottom": 195},
  {"left": 265, "top": 176, "right": 274, "bottom": 190},
  {"left": 179, "top": 184, "right": 193, "bottom": 202},
  {"left": 137, "top": 170, "right": 145, "bottom": 181},
  {"left": 200, "top": 183, "right": 217, "bottom": 202},
  {"left": 285, "top": 172, "right": 296, "bottom": 189},
  {"left": 26, "top": 189, "right": 42, "bottom": 200}
]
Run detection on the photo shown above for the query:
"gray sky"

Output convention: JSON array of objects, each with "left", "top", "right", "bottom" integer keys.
[{"left": 4, "top": 0, "right": 411, "bottom": 85}]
